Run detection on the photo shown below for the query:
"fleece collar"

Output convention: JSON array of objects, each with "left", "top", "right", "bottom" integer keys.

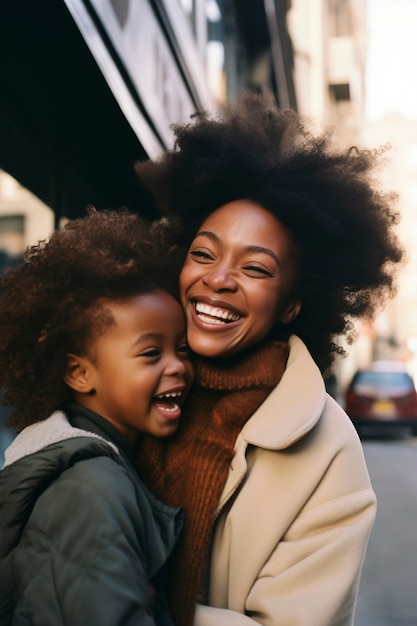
[{"left": 3, "top": 411, "right": 118, "bottom": 468}]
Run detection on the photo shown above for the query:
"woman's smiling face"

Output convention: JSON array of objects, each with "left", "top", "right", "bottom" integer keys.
[{"left": 179, "top": 200, "right": 301, "bottom": 358}]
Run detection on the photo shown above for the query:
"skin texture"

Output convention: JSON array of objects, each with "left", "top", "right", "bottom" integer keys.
[
  {"left": 65, "top": 291, "right": 194, "bottom": 444},
  {"left": 180, "top": 200, "right": 301, "bottom": 358}
]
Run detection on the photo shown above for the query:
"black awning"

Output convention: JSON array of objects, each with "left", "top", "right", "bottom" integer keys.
[{"left": 0, "top": 0, "right": 158, "bottom": 222}]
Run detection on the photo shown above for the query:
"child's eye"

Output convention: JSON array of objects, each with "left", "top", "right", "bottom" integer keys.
[
  {"left": 178, "top": 343, "right": 191, "bottom": 356},
  {"left": 190, "top": 248, "right": 214, "bottom": 262},
  {"left": 141, "top": 348, "right": 161, "bottom": 359}
]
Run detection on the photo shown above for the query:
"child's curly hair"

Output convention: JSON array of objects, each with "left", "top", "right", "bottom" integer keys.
[
  {"left": 135, "top": 90, "right": 405, "bottom": 373},
  {"left": 0, "top": 208, "right": 186, "bottom": 430}
]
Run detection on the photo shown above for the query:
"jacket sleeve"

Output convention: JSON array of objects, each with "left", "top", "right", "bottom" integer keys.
[
  {"left": 253, "top": 490, "right": 375, "bottom": 626},
  {"left": 13, "top": 456, "right": 169, "bottom": 626}
]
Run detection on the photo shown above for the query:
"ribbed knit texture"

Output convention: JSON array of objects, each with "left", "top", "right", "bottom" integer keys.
[{"left": 137, "top": 340, "right": 289, "bottom": 626}]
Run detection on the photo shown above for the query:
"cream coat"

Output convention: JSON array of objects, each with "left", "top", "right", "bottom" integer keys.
[{"left": 195, "top": 335, "right": 376, "bottom": 626}]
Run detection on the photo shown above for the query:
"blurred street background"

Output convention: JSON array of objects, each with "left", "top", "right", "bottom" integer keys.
[{"left": 1, "top": 1, "right": 417, "bottom": 623}]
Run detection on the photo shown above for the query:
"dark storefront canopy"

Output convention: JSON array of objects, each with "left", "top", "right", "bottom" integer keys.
[{"left": 0, "top": 0, "right": 296, "bottom": 223}]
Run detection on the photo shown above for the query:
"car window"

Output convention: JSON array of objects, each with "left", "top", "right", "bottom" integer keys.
[{"left": 354, "top": 371, "right": 414, "bottom": 393}]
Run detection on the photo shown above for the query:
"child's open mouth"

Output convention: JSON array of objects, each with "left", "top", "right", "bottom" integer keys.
[{"left": 152, "top": 391, "right": 184, "bottom": 420}]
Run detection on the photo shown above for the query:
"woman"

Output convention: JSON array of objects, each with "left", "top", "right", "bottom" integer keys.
[{"left": 135, "top": 92, "right": 405, "bottom": 626}]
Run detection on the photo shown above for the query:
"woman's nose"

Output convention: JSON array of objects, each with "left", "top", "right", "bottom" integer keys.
[{"left": 203, "top": 265, "right": 238, "bottom": 292}]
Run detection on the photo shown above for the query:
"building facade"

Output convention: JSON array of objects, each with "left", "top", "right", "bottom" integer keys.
[{"left": 0, "top": 0, "right": 296, "bottom": 238}]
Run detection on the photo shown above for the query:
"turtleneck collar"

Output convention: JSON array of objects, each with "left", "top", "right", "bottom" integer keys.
[{"left": 194, "top": 340, "right": 290, "bottom": 391}]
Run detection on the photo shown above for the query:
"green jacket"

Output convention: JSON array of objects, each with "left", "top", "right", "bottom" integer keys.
[{"left": 0, "top": 408, "right": 183, "bottom": 626}]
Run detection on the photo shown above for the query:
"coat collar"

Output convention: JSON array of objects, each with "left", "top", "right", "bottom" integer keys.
[{"left": 240, "top": 335, "right": 326, "bottom": 450}]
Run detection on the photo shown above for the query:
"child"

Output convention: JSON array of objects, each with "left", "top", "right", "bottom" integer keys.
[{"left": 0, "top": 208, "right": 194, "bottom": 626}]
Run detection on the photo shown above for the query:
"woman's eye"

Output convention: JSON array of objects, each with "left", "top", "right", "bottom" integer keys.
[{"left": 244, "top": 265, "right": 273, "bottom": 276}]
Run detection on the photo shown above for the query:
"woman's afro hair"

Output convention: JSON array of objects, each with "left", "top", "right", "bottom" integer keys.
[
  {"left": 0, "top": 207, "right": 186, "bottom": 430},
  {"left": 134, "top": 90, "right": 405, "bottom": 372}
]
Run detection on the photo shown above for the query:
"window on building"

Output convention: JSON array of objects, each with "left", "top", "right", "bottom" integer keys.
[
  {"left": 328, "top": 0, "right": 352, "bottom": 37},
  {"left": 0, "top": 170, "right": 54, "bottom": 273}
]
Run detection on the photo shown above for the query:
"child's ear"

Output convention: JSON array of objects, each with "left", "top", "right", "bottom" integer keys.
[
  {"left": 279, "top": 299, "right": 301, "bottom": 325},
  {"left": 64, "top": 353, "right": 95, "bottom": 394}
]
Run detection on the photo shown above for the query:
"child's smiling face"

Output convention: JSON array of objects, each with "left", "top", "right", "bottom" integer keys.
[{"left": 68, "top": 290, "right": 194, "bottom": 444}]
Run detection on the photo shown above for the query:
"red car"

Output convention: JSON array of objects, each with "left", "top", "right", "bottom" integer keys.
[{"left": 345, "top": 361, "right": 417, "bottom": 437}]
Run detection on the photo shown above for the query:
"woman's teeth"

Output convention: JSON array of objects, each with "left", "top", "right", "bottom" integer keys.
[{"left": 195, "top": 302, "right": 240, "bottom": 324}]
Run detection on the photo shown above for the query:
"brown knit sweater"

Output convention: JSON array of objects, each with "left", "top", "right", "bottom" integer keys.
[{"left": 137, "top": 340, "right": 289, "bottom": 626}]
